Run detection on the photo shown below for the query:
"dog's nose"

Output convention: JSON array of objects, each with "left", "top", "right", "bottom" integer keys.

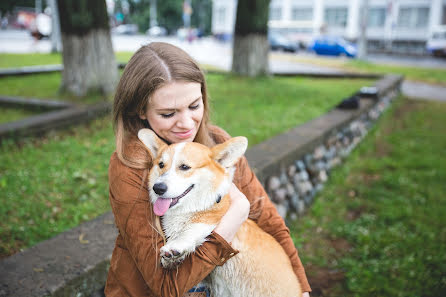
[{"left": 153, "top": 183, "right": 168, "bottom": 195}]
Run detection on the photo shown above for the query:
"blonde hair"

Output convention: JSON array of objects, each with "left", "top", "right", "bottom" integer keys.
[{"left": 113, "top": 42, "right": 215, "bottom": 169}]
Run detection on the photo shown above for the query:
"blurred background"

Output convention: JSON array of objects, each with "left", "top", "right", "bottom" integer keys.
[{"left": 1, "top": 0, "right": 446, "bottom": 63}]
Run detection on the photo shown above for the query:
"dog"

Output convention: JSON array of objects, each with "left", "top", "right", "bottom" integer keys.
[{"left": 138, "top": 128, "right": 302, "bottom": 297}]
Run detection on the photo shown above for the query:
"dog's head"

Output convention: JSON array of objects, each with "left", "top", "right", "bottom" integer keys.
[{"left": 138, "top": 129, "right": 248, "bottom": 216}]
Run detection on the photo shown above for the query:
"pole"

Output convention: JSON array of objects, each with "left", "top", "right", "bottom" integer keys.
[
  {"left": 48, "top": 0, "right": 61, "bottom": 53},
  {"left": 357, "top": 0, "right": 368, "bottom": 59},
  {"left": 150, "top": 0, "right": 157, "bottom": 28}
]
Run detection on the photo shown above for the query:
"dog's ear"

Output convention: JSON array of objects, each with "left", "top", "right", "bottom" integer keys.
[
  {"left": 138, "top": 129, "right": 165, "bottom": 158},
  {"left": 211, "top": 137, "right": 248, "bottom": 168}
]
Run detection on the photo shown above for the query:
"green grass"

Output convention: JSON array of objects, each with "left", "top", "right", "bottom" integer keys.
[
  {"left": 0, "top": 73, "right": 375, "bottom": 257},
  {"left": 0, "top": 53, "right": 62, "bottom": 68},
  {"left": 273, "top": 54, "right": 446, "bottom": 86},
  {"left": 1, "top": 107, "right": 41, "bottom": 123},
  {"left": 290, "top": 98, "right": 446, "bottom": 297},
  {"left": 0, "top": 72, "right": 111, "bottom": 104}
]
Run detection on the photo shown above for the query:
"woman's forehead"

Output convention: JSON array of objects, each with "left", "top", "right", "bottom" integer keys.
[{"left": 150, "top": 81, "right": 202, "bottom": 109}]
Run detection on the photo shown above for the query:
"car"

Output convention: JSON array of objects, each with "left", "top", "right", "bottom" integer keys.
[
  {"left": 426, "top": 26, "right": 446, "bottom": 57},
  {"left": 309, "top": 36, "right": 357, "bottom": 57},
  {"left": 146, "top": 26, "right": 167, "bottom": 37},
  {"left": 268, "top": 33, "right": 298, "bottom": 52},
  {"left": 113, "top": 24, "right": 138, "bottom": 35}
]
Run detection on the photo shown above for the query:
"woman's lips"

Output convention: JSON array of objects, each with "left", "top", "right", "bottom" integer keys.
[{"left": 173, "top": 129, "right": 194, "bottom": 139}]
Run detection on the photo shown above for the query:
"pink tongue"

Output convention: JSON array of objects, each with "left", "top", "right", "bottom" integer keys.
[{"left": 153, "top": 198, "right": 172, "bottom": 216}]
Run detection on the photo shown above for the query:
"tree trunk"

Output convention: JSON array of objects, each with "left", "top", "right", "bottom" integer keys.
[
  {"left": 232, "top": 34, "right": 269, "bottom": 76},
  {"left": 57, "top": 0, "right": 118, "bottom": 97},
  {"left": 231, "top": 0, "right": 271, "bottom": 77}
]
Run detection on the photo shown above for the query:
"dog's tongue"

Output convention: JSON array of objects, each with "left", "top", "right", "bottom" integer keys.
[{"left": 153, "top": 198, "right": 172, "bottom": 216}]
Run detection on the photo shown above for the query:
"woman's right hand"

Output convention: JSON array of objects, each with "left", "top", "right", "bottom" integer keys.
[{"left": 213, "top": 183, "right": 250, "bottom": 243}]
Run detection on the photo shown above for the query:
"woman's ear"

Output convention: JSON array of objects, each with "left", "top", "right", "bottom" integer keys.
[
  {"left": 211, "top": 137, "right": 248, "bottom": 169},
  {"left": 138, "top": 129, "right": 165, "bottom": 158}
]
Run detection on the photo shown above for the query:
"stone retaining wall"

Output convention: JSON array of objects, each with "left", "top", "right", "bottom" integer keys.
[{"left": 0, "top": 74, "right": 403, "bottom": 297}]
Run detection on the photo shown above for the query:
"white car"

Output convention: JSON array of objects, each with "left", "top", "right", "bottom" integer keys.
[
  {"left": 146, "top": 26, "right": 167, "bottom": 37},
  {"left": 113, "top": 24, "right": 138, "bottom": 35},
  {"left": 426, "top": 26, "right": 446, "bottom": 57}
]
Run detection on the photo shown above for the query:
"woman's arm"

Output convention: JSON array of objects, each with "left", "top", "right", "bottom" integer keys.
[
  {"left": 109, "top": 153, "right": 240, "bottom": 297},
  {"left": 214, "top": 184, "right": 250, "bottom": 242}
]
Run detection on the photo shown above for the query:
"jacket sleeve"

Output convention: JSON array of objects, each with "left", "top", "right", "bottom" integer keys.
[
  {"left": 108, "top": 153, "right": 239, "bottom": 297},
  {"left": 235, "top": 156, "right": 312, "bottom": 293}
]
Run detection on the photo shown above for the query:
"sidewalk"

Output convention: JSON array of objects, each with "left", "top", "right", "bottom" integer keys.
[{"left": 401, "top": 81, "right": 446, "bottom": 102}]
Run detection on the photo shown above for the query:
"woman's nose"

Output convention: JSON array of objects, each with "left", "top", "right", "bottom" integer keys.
[{"left": 176, "top": 112, "right": 194, "bottom": 129}]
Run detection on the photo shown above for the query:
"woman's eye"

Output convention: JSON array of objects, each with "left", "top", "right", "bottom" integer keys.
[
  {"left": 160, "top": 112, "right": 175, "bottom": 118},
  {"left": 189, "top": 104, "right": 200, "bottom": 110},
  {"left": 179, "top": 164, "right": 190, "bottom": 171},
  {"left": 159, "top": 162, "right": 164, "bottom": 168}
]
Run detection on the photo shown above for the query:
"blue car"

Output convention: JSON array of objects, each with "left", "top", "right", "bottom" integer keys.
[{"left": 310, "top": 36, "right": 357, "bottom": 57}]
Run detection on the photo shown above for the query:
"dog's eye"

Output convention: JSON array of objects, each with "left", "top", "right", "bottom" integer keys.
[
  {"left": 179, "top": 164, "right": 190, "bottom": 171},
  {"left": 159, "top": 162, "right": 164, "bottom": 169}
]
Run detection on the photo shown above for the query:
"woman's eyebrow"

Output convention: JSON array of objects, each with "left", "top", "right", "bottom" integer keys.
[{"left": 155, "top": 97, "right": 202, "bottom": 112}]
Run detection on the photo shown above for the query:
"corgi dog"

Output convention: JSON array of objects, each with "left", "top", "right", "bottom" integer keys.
[{"left": 138, "top": 128, "right": 302, "bottom": 297}]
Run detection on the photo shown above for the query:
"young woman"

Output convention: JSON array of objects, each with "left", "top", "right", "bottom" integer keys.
[{"left": 105, "top": 42, "right": 311, "bottom": 297}]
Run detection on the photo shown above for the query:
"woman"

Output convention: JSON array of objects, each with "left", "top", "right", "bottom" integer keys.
[{"left": 105, "top": 42, "right": 311, "bottom": 297}]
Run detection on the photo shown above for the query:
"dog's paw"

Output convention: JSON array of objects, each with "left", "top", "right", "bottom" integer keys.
[{"left": 160, "top": 246, "right": 188, "bottom": 269}]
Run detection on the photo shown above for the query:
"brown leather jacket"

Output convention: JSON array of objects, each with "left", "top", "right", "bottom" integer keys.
[{"left": 105, "top": 126, "right": 311, "bottom": 297}]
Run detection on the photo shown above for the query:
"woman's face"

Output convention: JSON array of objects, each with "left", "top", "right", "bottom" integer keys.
[{"left": 140, "top": 81, "right": 204, "bottom": 144}]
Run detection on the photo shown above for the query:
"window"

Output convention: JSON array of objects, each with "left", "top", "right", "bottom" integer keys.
[
  {"left": 291, "top": 7, "right": 313, "bottom": 21},
  {"left": 443, "top": 6, "right": 446, "bottom": 24},
  {"left": 397, "top": 7, "right": 430, "bottom": 28},
  {"left": 325, "top": 7, "right": 348, "bottom": 27},
  {"left": 270, "top": 7, "right": 282, "bottom": 21},
  {"left": 216, "top": 7, "right": 226, "bottom": 26},
  {"left": 368, "top": 7, "right": 386, "bottom": 27}
]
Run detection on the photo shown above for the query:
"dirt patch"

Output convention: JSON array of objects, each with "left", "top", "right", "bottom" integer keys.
[
  {"left": 346, "top": 205, "right": 367, "bottom": 221},
  {"left": 330, "top": 238, "right": 352, "bottom": 255},
  {"left": 306, "top": 265, "right": 346, "bottom": 297}
]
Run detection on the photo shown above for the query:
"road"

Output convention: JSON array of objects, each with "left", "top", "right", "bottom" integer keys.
[{"left": 1, "top": 28, "right": 445, "bottom": 72}]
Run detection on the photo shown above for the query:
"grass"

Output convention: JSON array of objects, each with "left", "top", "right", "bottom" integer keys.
[
  {"left": 1, "top": 107, "right": 41, "bottom": 123},
  {"left": 289, "top": 97, "right": 446, "bottom": 297},
  {"left": 272, "top": 53, "right": 446, "bottom": 86},
  {"left": 0, "top": 70, "right": 375, "bottom": 257}
]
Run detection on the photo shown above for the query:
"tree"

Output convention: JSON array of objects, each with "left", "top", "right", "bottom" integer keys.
[
  {"left": 231, "top": 0, "right": 271, "bottom": 77},
  {"left": 57, "top": 0, "right": 118, "bottom": 97},
  {"left": 0, "top": 0, "right": 34, "bottom": 16}
]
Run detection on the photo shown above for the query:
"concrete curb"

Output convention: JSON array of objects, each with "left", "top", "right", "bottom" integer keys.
[
  {"left": 0, "top": 74, "right": 403, "bottom": 297},
  {"left": 0, "top": 63, "right": 126, "bottom": 77},
  {"left": 247, "top": 74, "right": 403, "bottom": 183},
  {"left": 0, "top": 212, "right": 117, "bottom": 297},
  {"left": 0, "top": 96, "right": 75, "bottom": 111},
  {"left": 0, "top": 101, "right": 111, "bottom": 142}
]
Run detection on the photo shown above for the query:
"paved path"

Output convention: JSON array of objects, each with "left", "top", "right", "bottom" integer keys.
[{"left": 402, "top": 81, "right": 446, "bottom": 102}]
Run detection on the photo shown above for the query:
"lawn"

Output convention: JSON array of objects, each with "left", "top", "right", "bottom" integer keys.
[
  {"left": 290, "top": 97, "right": 446, "bottom": 297},
  {"left": 272, "top": 53, "right": 446, "bottom": 86},
  {"left": 0, "top": 66, "right": 375, "bottom": 257}
]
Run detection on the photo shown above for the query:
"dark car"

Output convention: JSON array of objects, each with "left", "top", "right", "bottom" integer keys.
[
  {"left": 268, "top": 33, "right": 298, "bottom": 52},
  {"left": 309, "top": 36, "right": 357, "bottom": 57}
]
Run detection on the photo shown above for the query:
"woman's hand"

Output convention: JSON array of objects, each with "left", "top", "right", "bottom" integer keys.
[{"left": 213, "top": 183, "right": 250, "bottom": 243}]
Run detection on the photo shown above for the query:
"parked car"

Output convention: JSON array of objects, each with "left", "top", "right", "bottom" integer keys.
[
  {"left": 426, "top": 26, "right": 446, "bottom": 57},
  {"left": 146, "top": 26, "right": 167, "bottom": 37},
  {"left": 268, "top": 33, "right": 298, "bottom": 52},
  {"left": 113, "top": 24, "right": 138, "bottom": 35},
  {"left": 309, "top": 36, "right": 357, "bottom": 57}
]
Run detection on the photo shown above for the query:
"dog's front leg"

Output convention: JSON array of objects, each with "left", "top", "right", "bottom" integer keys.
[{"left": 160, "top": 223, "right": 215, "bottom": 269}]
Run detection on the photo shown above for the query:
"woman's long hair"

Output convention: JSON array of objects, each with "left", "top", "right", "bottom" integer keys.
[{"left": 113, "top": 42, "right": 215, "bottom": 169}]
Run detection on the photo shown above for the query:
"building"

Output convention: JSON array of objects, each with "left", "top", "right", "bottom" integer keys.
[{"left": 212, "top": 0, "right": 446, "bottom": 54}]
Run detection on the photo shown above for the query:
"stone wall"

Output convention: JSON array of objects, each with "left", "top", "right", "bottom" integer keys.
[
  {"left": 0, "top": 74, "right": 403, "bottom": 297},
  {"left": 265, "top": 94, "right": 395, "bottom": 220}
]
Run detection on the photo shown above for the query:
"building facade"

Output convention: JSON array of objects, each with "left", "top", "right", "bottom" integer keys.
[{"left": 212, "top": 0, "right": 446, "bottom": 54}]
